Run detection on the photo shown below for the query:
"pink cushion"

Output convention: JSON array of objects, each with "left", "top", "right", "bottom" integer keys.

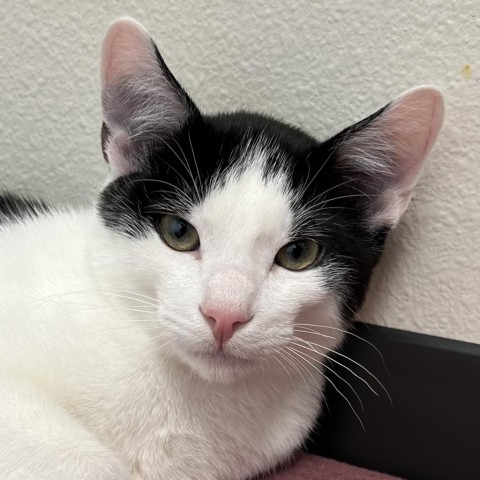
[{"left": 262, "top": 454, "right": 403, "bottom": 480}]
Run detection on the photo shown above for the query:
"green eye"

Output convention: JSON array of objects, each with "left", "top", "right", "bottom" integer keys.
[
  {"left": 157, "top": 215, "right": 200, "bottom": 252},
  {"left": 275, "top": 240, "right": 322, "bottom": 271}
]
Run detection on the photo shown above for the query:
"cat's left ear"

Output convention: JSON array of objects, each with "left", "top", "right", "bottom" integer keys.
[
  {"left": 100, "top": 18, "right": 200, "bottom": 180},
  {"left": 329, "top": 86, "right": 444, "bottom": 228}
]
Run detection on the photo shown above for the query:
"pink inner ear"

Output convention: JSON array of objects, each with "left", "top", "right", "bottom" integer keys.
[
  {"left": 100, "top": 18, "right": 191, "bottom": 180},
  {"left": 365, "top": 86, "right": 444, "bottom": 227},
  {"left": 101, "top": 18, "right": 155, "bottom": 89},
  {"left": 338, "top": 86, "right": 444, "bottom": 227},
  {"left": 383, "top": 86, "right": 444, "bottom": 194}
]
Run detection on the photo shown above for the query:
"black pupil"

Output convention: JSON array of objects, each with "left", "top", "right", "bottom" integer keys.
[
  {"left": 172, "top": 219, "right": 187, "bottom": 239},
  {"left": 287, "top": 242, "right": 304, "bottom": 260}
]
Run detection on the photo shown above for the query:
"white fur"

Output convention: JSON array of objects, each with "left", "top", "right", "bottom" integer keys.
[{"left": 0, "top": 152, "right": 344, "bottom": 479}]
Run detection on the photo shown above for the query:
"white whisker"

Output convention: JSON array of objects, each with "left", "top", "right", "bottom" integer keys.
[{"left": 286, "top": 345, "right": 365, "bottom": 432}]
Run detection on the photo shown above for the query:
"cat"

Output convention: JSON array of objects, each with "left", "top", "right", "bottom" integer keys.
[{"left": 0, "top": 17, "right": 443, "bottom": 480}]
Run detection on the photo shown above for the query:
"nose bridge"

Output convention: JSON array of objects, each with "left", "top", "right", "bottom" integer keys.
[{"left": 203, "top": 266, "right": 255, "bottom": 314}]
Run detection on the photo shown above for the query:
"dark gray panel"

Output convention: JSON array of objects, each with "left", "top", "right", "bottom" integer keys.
[{"left": 307, "top": 323, "right": 480, "bottom": 480}]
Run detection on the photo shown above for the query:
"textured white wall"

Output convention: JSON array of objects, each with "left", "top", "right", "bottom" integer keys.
[{"left": 0, "top": 1, "right": 478, "bottom": 343}]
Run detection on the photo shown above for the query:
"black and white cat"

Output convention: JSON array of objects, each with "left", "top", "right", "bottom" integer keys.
[{"left": 0, "top": 18, "right": 443, "bottom": 480}]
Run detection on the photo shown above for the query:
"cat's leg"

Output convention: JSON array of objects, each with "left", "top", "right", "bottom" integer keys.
[{"left": 0, "top": 377, "right": 132, "bottom": 480}]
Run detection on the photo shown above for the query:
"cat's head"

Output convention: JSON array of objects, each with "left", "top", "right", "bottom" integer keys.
[{"left": 96, "top": 19, "right": 443, "bottom": 383}]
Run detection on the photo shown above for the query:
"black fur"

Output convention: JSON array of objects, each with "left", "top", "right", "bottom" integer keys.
[{"left": 0, "top": 192, "right": 49, "bottom": 224}]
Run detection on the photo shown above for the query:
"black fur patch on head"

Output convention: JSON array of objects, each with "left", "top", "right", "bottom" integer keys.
[
  {"left": 98, "top": 112, "right": 316, "bottom": 235},
  {"left": 0, "top": 192, "right": 49, "bottom": 225},
  {"left": 98, "top": 108, "right": 390, "bottom": 321}
]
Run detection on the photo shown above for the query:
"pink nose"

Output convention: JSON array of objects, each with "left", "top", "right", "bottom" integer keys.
[{"left": 201, "top": 306, "right": 251, "bottom": 345}]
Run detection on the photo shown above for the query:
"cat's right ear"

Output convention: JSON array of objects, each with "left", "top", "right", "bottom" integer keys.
[{"left": 101, "top": 18, "right": 200, "bottom": 180}]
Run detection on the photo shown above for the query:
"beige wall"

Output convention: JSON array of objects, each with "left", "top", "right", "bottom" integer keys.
[{"left": 0, "top": 0, "right": 478, "bottom": 343}]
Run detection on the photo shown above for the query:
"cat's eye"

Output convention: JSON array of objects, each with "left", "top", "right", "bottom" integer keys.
[
  {"left": 275, "top": 240, "right": 322, "bottom": 271},
  {"left": 157, "top": 215, "right": 200, "bottom": 251}
]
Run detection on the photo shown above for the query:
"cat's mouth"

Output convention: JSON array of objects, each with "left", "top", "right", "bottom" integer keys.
[
  {"left": 178, "top": 344, "right": 258, "bottom": 381},
  {"left": 194, "top": 348, "right": 255, "bottom": 367},
  {"left": 168, "top": 331, "right": 261, "bottom": 381}
]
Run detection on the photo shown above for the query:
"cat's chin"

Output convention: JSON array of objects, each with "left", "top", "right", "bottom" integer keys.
[{"left": 178, "top": 348, "right": 259, "bottom": 384}]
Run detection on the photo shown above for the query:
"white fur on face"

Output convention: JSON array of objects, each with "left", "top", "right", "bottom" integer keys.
[{"left": 115, "top": 141, "right": 344, "bottom": 383}]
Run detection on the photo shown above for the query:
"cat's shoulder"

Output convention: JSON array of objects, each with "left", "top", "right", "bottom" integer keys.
[{"left": 0, "top": 191, "right": 50, "bottom": 225}]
